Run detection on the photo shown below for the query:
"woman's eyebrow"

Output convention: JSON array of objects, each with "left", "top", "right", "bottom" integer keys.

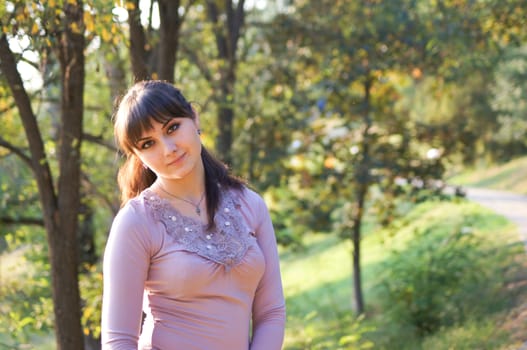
[
  {"left": 162, "top": 117, "right": 183, "bottom": 129},
  {"left": 135, "top": 135, "right": 151, "bottom": 144},
  {"left": 162, "top": 119, "right": 172, "bottom": 128}
]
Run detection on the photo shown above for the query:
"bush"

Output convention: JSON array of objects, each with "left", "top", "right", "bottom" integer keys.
[{"left": 379, "top": 226, "right": 491, "bottom": 336}]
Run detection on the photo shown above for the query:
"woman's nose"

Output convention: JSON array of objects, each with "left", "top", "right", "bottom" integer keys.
[{"left": 161, "top": 137, "right": 177, "bottom": 155}]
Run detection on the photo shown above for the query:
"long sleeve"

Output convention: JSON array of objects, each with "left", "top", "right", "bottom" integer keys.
[
  {"left": 249, "top": 194, "right": 286, "bottom": 350},
  {"left": 101, "top": 203, "right": 153, "bottom": 350}
]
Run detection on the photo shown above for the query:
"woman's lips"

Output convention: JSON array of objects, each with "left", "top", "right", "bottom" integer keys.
[{"left": 167, "top": 152, "right": 186, "bottom": 166}]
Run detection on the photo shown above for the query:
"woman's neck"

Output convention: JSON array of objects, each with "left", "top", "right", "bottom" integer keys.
[{"left": 154, "top": 162, "right": 206, "bottom": 201}]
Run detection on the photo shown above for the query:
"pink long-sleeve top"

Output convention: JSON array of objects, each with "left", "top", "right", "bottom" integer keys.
[{"left": 101, "top": 186, "right": 286, "bottom": 350}]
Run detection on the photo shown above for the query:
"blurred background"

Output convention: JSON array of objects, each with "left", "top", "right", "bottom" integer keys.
[{"left": 1, "top": 0, "right": 526, "bottom": 349}]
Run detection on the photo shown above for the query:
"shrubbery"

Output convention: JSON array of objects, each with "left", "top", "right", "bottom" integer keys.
[{"left": 377, "top": 203, "right": 513, "bottom": 338}]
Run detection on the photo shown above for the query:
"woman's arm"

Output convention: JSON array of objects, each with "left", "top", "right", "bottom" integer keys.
[
  {"left": 249, "top": 194, "right": 286, "bottom": 350},
  {"left": 101, "top": 203, "right": 152, "bottom": 350}
]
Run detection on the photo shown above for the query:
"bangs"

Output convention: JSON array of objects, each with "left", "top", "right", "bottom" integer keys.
[
  {"left": 125, "top": 104, "right": 174, "bottom": 149},
  {"left": 115, "top": 82, "right": 194, "bottom": 153}
]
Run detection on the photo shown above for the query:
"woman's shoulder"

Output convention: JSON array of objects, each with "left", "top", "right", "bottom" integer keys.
[
  {"left": 225, "top": 185, "right": 269, "bottom": 226},
  {"left": 109, "top": 191, "right": 164, "bottom": 249},
  {"left": 112, "top": 195, "right": 148, "bottom": 228},
  {"left": 118, "top": 192, "right": 149, "bottom": 215},
  {"left": 227, "top": 185, "right": 265, "bottom": 207},
  {"left": 113, "top": 189, "right": 163, "bottom": 228}
]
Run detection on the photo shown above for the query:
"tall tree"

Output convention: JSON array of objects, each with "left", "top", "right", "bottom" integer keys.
[
  {"left": 204, "top": 0, "right": 246, "bottom": 164},
  {"left": 268, "top": 0, "right": 432, "bottom": 314},
  {"left": 126, "top": 0, "right": 197, "bottom": 82},
  {"left": 0, "top": 1, "right": 86, "bottom": 348},
  {"left": 266, "top": 0, "right": 516, "bottom": 314},
  {"left": 178, "top": 0, "right": 247, "bottom": 164},
  {"left": 124, "top": 0, "right": 247, "bottom": 163}
]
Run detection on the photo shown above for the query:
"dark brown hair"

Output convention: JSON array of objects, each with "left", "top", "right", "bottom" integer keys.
[{"left": 113, "top": 80, "right": 244, "bottom": 226}]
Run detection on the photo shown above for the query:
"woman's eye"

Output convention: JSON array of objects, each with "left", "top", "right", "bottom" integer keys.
[
  {"left": 140, "top": 140, "right": 154, "bottom": 149},
  {"left": 167, "top": 123, "right": 180, "bottom": 133}
]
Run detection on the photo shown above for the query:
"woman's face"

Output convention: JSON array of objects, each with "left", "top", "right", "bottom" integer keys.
[{"left": 133, "top": 116, "right": 202, "bottom": 182}]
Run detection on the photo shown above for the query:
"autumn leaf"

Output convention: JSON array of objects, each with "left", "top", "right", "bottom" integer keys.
[{"left": 31, "top": 22, "right": 39, "bottom": 35}]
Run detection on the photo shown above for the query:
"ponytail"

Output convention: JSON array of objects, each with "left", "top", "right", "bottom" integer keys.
[{"left": 202, "top": 147, "right": 245, "bottom": 229}]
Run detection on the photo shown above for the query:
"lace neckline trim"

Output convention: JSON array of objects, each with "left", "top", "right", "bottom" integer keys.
[{"left": 141, "top": 188, "right": 254, "bottom": 269}]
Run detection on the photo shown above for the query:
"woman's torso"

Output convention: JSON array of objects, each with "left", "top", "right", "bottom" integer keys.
[{"left": 136, "top": 187, "right": 266, "bottom": 350}]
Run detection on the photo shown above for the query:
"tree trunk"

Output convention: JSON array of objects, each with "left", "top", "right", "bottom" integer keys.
[
  {"left": 157, "top": 0, "right": 181, "bottom": 82},
  {"left": 206, "top": 0, "right": 246, "bottom": 164},
  {"left": 351, "top": 183, "right": 367, "bottom": 313},
  {"left": 104, "top": 52, "right": 128, "bottom": 102},
  {"left": 128, "top": 0, "right": 150, "bottom": 82},
  {"left": 78, "top": 199, "right": 97, "bottom": 267},
  {"left": 216, "top": 79, "right": 235, "bottom": 165},
  {"left": 350, "top": 77, "right": 373, "bottom": 315},
  {"left": 0, "top": 1, "right": 87, "bottom": 348},
  {"left": 128, "top": 0, "right": 188, "bottom": 83},
  {"left": 51, "top": 2, "right": 86, "bottom": 349}
]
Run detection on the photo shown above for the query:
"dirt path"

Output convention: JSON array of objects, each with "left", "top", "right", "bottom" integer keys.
[
  {"left": 464, "top": 187, "right": 527, "bottom": 251},
  {"left": 463, "top": 187, "right": 527, "bottom": 349}
]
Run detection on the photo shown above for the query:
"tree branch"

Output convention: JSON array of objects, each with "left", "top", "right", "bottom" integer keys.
[
  {"left": 0, "top": 137, "right": 32, "bottom": 168},
  {"left": 19, "top": 54, "right": 40, "bottom": 71},
  {"left": 181, "top": 0, "right": 199, "bottom": 22},
  {"left": 0, "top": 99, "right": 17, "bottom": 115},
  {"left": 180, "top": 43, "right": 213, "bottom": 83},
  {"left": 0, "top": 33, "right": 58, "bottom": 226},
  {"left": 82, "top": 133, "right": 117, "bottom": 152},
  {"left": 81, "top": 172, "right": 120, "bottom": 216},
  {"left": 0, "top": 216, "right": 44, "bottom": 226},
  {"left": 0, "top": 33, "right": 56, "bottom": 181}
]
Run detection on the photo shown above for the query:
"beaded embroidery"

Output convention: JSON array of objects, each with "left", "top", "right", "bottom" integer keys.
[{"left": 142, "top": 188, "right": 253, "bottom": 269}]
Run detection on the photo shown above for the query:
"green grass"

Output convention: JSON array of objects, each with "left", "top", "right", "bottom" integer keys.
[
  {"left": 448, "top": 156, "right": 527, "bottom": 194},
  {"left": 281, "top": 199, "right": 527, "bottom": 349},
  {"left": 280, "top": 231, "right": 386, "bottom": 349}
]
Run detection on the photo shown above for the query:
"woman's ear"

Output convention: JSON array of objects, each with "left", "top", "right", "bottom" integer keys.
[{"left": 192, "top": 107, "right": 201, "bottom": 131}]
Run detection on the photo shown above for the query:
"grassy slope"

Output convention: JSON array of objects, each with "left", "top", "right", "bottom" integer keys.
[
  {"left": 281, "top": 199, "right": 526, "bottom": 349},
  {"left": 448, "top": 156, "right": 527, "bottom": 194}
]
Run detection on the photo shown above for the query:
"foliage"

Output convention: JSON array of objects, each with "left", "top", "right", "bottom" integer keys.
[
  {"left": 0, "top": 229, "right": 104, "bottom": 347},
  {"left": 0, "top": 227, "right": 53, "bottom": 347},
  {"left": 79, "top": 264, "right": 103, "bottom": 339},
  {"left": 490, "top": 45, "right": 527, "bottom": 159},
  {"left": 397, "top": 74, "right": 498, "bottom": 165},
  {"left": 376, "top": 200, "right": 521, "bottom": 341},
  {"left": 380, "top": 227, "right": 488, "bottom": 335}
]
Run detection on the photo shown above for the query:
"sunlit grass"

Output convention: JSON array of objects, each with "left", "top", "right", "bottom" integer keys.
[
  {"left": 281, "top": 199, "right": 527, "bottom": 349},
  {"left": 420, "top": 319, "right": 511, "bottom": 350},
  {"left": 280, "top": 234, "right": 354, "bottom": 349},
  {"left": 448, "top": 156, "right": 527, "bottom": 194}
]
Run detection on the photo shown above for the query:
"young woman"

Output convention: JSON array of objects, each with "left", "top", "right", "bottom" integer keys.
[{"left": 101, "top": 80, "right": 286, "bottom": 350}]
